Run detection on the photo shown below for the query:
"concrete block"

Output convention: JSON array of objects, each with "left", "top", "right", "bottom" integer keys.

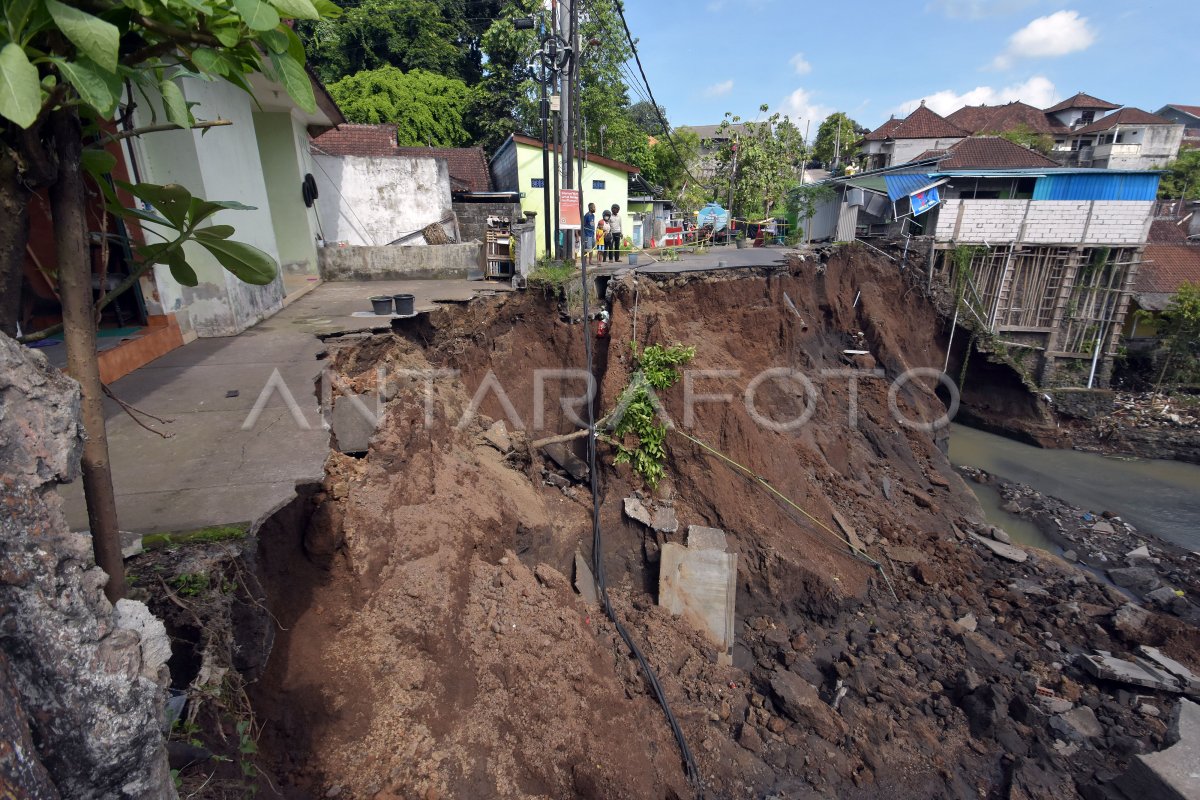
[
  {"left": 1116, "top": 699, "right": 1200, "bottom": 800},
  {"left": 659, "top": 528, "right": 737, "bottom": 659},
  {"left": 331, "top": 392, "right": 380, "bottom": 453}
]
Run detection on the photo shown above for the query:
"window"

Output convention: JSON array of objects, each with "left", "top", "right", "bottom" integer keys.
[
  {"left": 1079, "top": 111, "right": 1095, "bottom": 125},
  {"left": 531, "top": 178, "right": 544, "bottom": 188},
  {"left": 592, "top": 179, "right": 606, "bottom": 190}
]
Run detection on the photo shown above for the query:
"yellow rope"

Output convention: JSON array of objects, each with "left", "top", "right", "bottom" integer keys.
[{"left": 670, "top": 428, "right": 900, "bottom": 601}]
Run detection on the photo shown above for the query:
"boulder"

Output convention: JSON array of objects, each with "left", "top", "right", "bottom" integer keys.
[{"left": 769, "top": 671, "right": 847, "bottom": 742}]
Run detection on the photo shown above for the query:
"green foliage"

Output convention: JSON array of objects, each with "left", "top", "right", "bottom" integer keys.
[
  {"left": 991, "top": 124, "right": 1054, "bottom": 155},
  {"left": 610, "top": 343, "right": 695, "bottom": 489},
  {"left": 1158, "top": 149, "right": 1200, "bottom": 200},
  {"left": 628, "top": 101, "right": 668, "bottom": 136},
  {"left": 142, "top": 523, "right": 250, "bottom": 550},
  {"left": 642, "top": 127, "right": 699, "bottom": 199},
  {"left": 787, "top": 182, "right": 835, "bottom": 241},
  {"left": 296, "top": 0, "right": 471, "bottom": 86},
  {"left": 0, "top": 0, "right": 341, "bottom": 310},
  {"left": 171, "top": 572, "right": 210, "bottom": 598},
  {"left": 328, "top": 67, "right": 473, "bottom": 146},
  {"left": 712, "top": 107, "right": 804, "bottom": 219},
  {"left": 812, "top": 112, "right": 862, "bottom": 167},
  {"left": 526, "top": 261, "right": 576, "bottom": 289},
  {"left": 1155, "top": 282, "right": 1200, "bottom": 387}
]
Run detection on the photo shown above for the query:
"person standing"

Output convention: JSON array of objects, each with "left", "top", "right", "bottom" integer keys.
[
  {"left": 607, "top": 204, "right": 623, "bottom": 263},
  {"left": 582, "top": 202, "right": 596, "bottom": 266}
]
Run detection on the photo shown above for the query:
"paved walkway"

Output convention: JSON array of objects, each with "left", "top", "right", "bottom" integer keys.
[
  {"left": 591, "top": 243, "right": 796, "bottom": 276},
  {"left": 61, "top": 278, "right": 510, "bottom": 534}
]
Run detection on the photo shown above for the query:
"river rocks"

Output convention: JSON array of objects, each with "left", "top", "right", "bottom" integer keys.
[
  {"left": 1107, "top": 567, "right": 1161, "bottom": 593},
  {"left": 0, "top": 333, "right": 174, "bottom": 799}
]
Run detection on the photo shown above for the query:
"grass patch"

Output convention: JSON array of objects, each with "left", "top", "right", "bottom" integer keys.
[
  {"left": 526, "top": 261, "right": 577, "bottom": 289},
  {"left": 142, "top": 522, "right": 250, "bottom": 551}
]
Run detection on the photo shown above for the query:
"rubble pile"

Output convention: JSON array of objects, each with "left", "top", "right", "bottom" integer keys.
[{"left": 1070, "top": 391, "right": 1200, "bottom": 463}]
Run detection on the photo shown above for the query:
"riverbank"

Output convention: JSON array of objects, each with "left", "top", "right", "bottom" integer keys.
[
  {"left": 1060, "top": 390, "right": 1200, "bottom": 465},
  {"left": 957, "top": 466, "right": 1199, "bottom": 630}
]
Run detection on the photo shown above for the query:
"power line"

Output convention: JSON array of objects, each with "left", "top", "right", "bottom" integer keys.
[{"left": 610, "top": 0, "right": 710, "bottom": 189}]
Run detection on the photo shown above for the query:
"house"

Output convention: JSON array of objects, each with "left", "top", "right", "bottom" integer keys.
[
  {"left": 858, "top": 102, "right": 969, "bottom": 170},
  {"left": 489, "top": 134, "right": 640, "bottom": 257},
  {"left": 307, "top": 125, "right": 456, "bottom": 247},
  {"left": 1124, "top": 207, "right": 1200, "bottom": 343},
  {"left": 802, "top": 135, "right": 1161, "bottom": 387},
  {"left": 120, "top": 69, "right": 344, "bottom": 339},
  {"left": 678, "top": 123, "right": 745, "bottom": 180},
  {"left": 1154, "top": 105, "right": 1200, "bottom": 150},
  {"left": 1043, "top": 92, "right": 1121, "bottom": 132},
  {"left": 1059, "top": 108, "right": 1185, "bottom": 170},
  {"left": 947, "top": 101, "right": 1061, "bottom": 141}
]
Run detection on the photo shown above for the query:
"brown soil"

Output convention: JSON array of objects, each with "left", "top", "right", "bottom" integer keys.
[{"left": 246, "top": 249, "right": 1198, "bottom": 800}]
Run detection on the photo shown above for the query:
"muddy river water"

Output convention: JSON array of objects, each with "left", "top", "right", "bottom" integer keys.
[{"left": 948, "top": 423, "right": 1200, "bottom": 554}]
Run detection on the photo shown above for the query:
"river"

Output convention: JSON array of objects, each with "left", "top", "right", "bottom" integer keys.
[{"left": 948, "top": 423, "right": 1200, "bottom": 553}]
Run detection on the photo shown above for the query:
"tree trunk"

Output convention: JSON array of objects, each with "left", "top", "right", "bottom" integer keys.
[
  {"left": 49, "top": 108, "right": 126, "bottom": 603},
  {"left": 0, "top": 152, "right": 30, "bottom": 338}
]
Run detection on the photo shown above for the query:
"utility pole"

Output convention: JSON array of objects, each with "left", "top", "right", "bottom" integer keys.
[{"left": 539, "top": 26, "right": 553, "bottom": 258}]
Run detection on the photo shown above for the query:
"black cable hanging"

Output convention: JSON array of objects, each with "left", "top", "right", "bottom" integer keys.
[{"left": 580, "top": 260, "right": 702, "bottom": 791}]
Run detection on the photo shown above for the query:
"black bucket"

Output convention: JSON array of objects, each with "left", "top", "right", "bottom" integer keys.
[
  {"left": 370, "top": 296, "right": 393, "bottom": 315},
  {"left": 393, "top": 293, "right": 415, "bottom": 316}
]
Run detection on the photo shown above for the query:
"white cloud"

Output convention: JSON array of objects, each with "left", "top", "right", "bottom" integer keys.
[
  {"left": 779, "top": 88, "right": 833, "bottom": 128},
  {"left": 789, "top": 52, "right": 812, "bottom": 75},
  {"left": 990, "top": 10, "right": 1096, "bottom": 69},
  {"left": 891, "top": 75, "right": 1058, "bottom": 117},
  {"left": 926, "top": 0, "right": 1037, "bottom": 18},
  {"left": 704, "top": 79, "right": 735, "bottom": 98}
]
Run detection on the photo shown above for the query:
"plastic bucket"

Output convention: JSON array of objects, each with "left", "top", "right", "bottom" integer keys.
[
  {"left": 393, "top": 293, "right": 415, "bottom": 316},
  {"left": 370, "top": 296, "right": 393, "bottom": 315},
  {"left": 628, "top": 253, "right": 639, "bottom": 266}
]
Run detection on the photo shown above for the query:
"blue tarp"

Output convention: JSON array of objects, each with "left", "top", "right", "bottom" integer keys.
[
  {"left": 884, "top": 173, "right": 938, "bottom": 202},
  {"left": 697, "top": 202, "right": 729, "bottom": 232},
  {"left": 911, "top": 187, "right": 940, "bottom": 215},
  {"left": 1032, "top": 172, "right": 1160, "bottom": 201}
]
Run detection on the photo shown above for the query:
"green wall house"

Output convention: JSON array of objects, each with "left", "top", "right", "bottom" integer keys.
[{"left": 490, "top": 134, "right": 639, "bottom": 257}]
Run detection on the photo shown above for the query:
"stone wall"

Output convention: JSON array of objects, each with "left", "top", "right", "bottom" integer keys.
[
  {"left": 318, "top": 242, "right": 481, "bottom": 281},
  {"left": 0, "top": 333, "right": 174, "bottom": 799},
  {"left": 1047, "top": 388, "right": 1115, "bottom": 419},
  {"left": 452, "top": 201, "right": 523, "bottom": 245}
]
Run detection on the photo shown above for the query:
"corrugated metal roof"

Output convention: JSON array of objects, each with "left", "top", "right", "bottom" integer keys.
[
  {"left": 884, "top": 173, "right": 939, "bottom": 202},
  {"left": 843, "top": 175, "right": 889, "bottom": 193},
  {"left": 1032, "top": 172, "right": 1160, "bottom": 201}
]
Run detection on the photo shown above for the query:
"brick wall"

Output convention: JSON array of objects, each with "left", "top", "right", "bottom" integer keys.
[{"left": 936, "top": 199, "right": 1154, "bottom": 245}]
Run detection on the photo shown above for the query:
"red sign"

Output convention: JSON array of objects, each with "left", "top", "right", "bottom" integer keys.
[{"left": 559, "top": 189, "right": 581, "bottom": 230}]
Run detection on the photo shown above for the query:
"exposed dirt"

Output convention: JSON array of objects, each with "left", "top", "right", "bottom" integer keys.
[{"left": 243, "top": 249, "right": 1199, "bottom": 800}]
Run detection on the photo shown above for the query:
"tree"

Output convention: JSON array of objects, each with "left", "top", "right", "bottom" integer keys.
[
  {"left": 1154, "top": 282, "right": 1200, "bottom": 389},
  {"left": 993, "top": 123, "right": 1054, "bottom": 155},
  {"left": 643, "top": 127, "right": 699, "bottom": 194},
  {"left": 329, "top": 67, "right": 473, "bottom": 146},
  {"left": 712, "top": 107, "right": 805, "bottom": 219},
  {"left": 628, "top": 101, "right": 668, "bottom": 136},
  {"left": 297, "top": 0, "right": 475, "bottom": 86},
  {"left": 812, "top": 112, "right": 861, "bottom": 167},
  {"left": 0, "top": 0, "right": 333, "bottom": 601},
  {"left": 1158, "top": 149, "right": 1200, "bottom": 200}
]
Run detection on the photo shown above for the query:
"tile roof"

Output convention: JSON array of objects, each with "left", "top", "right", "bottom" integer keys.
[
  {"left": 1136, "top": 244, "right": 1200, "bottom": 296},
  {"left": 680, "top": 123, "right": 746, "bottom": 141},
  {"left": 395, "top": 147, "right": 491, "bottom": 192},
  {"left": 911, "top": 136, "right": 1059, "bottom": 169},
  {"left": 1073, "top": 107, "right": 1178, "bottom": 135},
  {"left": 310, "top": 124, "right": 399, "bottom": 157},
  {"left": 864, "top": 104, "right": 967, "bottom": 141},
  {"left": 1149, "top": 219, "right": 1191, "bottom": 244},
  {"left": 1044, "top": 93, "right": 1121, "bottom": 113},
  {"left": 947, "top": 101, "right": 1062, "bottom": 135},
  {"left": 1160, "top": 104, "right": 1200, "bottom": 120},
  {"left": 508, "top": 134, "right": 641, "bottom": 174},
  {"left": 310, "top": 125, "right": 493, "bottom": 191}
]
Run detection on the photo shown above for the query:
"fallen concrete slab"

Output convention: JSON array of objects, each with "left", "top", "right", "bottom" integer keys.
[
  {"left": 543, "top": 442, "right": 588, "bottom": 482},
  {"left": 1079, "top": 650, "right": 1186, "bottom": 694},
  {"left": 331, "top": 392, "right": 380, "bottom": 453},
  {"left": 1116, "top": 699, "right": 1200, "bottom": 800},
  {"left": 622, "top": 496, "right": 678, "bottom": 533},
  {"left": 573, "top": 551, "right": 598, "bottom": 605},
  {"left": 971, "top": 532, "right": 1029, "bottom": 563},
  {"left": 659, "top": 527, "right": 737, "bottom": 664},
  {"left": 1139, "top": 646, "right": 1200, "bottom": 698}
]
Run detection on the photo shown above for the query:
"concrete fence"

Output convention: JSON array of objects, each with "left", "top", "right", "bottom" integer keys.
[{"left": 318, "top": 242, "right": 482, "bottom": 281}]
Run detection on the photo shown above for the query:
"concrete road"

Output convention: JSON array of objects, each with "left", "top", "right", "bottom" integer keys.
[{"left": 61, "top": 278, "right": 509, "bottom": 534}]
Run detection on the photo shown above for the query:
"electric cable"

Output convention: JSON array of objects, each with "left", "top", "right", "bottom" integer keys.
[
  {"left": 609, "top": 0, "right": 711, "bottom": 190},
  {"left": 580, "top": 179, "right": 703, "bottom": 796}
]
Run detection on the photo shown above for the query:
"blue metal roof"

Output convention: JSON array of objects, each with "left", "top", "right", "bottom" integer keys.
[
  {"left": 1032, "top": 172, "right": 1160, "bottom": 201},
  {"left": 884, "top": 173, "right": 939, "bottom": 202}
]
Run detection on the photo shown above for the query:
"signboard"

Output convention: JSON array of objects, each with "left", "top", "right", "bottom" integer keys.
[
  {"left": 910, "top": 187, "right": 940, "bottom": 216},
  {"left": 558, "top": 189, "right": 581, "bottom": 230}
]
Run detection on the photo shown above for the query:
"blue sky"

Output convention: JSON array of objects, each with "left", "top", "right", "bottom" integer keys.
[{"left": 620, "top": 0, "right": 1194, "bottom": 134}]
